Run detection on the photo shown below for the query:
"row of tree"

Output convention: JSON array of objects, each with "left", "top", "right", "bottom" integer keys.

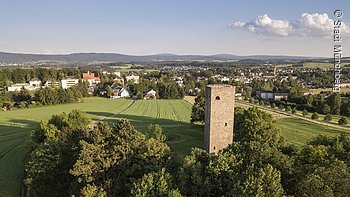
[
  {"left": 0, "top": 67, "right": 84, "bottom": 86},
  {"left": 0, "top": 81, "right": 89, "bottom": 110}
]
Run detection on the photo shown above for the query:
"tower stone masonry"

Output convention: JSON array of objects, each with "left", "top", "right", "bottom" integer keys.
[{"left": 204, "top": 85, "right": 235, "bottom": 154}]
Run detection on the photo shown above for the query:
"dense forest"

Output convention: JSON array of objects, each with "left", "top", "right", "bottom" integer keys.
[{"left": 24, "top": 107, "right": 350, "bottom": 196}]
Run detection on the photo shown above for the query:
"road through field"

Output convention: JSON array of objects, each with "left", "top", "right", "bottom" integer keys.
[{"left": 236, "top": 100, "right": 350, "bottom": 131}]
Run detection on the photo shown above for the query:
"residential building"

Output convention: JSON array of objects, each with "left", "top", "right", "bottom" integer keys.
[
  {"left": 83, "top": 71, "right": 100, "bottom": 86},
  {"left": 125, "top": 74, "right": 140, "bottom": 84},
  {"left": 44, "top": 80, "right": 60, "bottom": 88},
  {"left": 256, "top": 90, "right": 288, "bottom": 101},
  {"left": 61, "top": 77, "right": 79, "bottom": 89},
  {"left": 7, "top": 83, "right": 34, "bottom": 91},
  {"left": 110, "top": 87, "right": 130, "bottom": 99},
  {"left": 144, "top": 89, "right": 157, "bottom": 100},
  {"left": 29, "top": 79, "right": 42, "bottom": 88}
]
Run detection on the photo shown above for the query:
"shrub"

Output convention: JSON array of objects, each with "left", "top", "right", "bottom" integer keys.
[
  {"left": 271, "top": 103, "right": 276, "bottom": 109},
  {"left": 285, "top": 106, "right": 292, "bottom": 112},
  {"left": 324, "top": 114, "right": 332, "bottom": 122},
  {"left": 291, "top": 108, "right": 297, "bottom": 114},
  {"left": 338, "top": 117, "right": 348, "bottom": 125},
  {"left": 278, "top": 105, "right": 284, "bottom": 110},
  {"left": 311, "top": 112, "right": 319, "bottom": 120},
  {"left": 302, "top": 110, "right": 309, "bottom": 117}
]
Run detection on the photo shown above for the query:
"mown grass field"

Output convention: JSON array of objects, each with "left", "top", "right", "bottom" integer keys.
[
  {"left": 1, "top": 97, "right": 349, "bottom": 196},
  {"left": 275, "top": 118, "right": 349, "bottom": 146},
  {"left": 0, "top": 97, "right": 201, "bottom": 196}
]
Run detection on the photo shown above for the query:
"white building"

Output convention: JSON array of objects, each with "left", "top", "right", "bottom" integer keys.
[
  {"left": 119, "top": 88, "right": 130, "bottom": 98},
  {"left": 7, "top": 83, "right": 34, "bottom": 92},
  {"left": 110, "top": 87, "right": 130, "bottom": 99},
  {"left": 221, "top": 77, "right": 230, "bottom": 82},
  {"left": 125, "top": 74, "right": 140, "bottom": 84},
  {"left": 29, "top": 79, "right": 42, "bottom": 88},
  {"left": 60, "top": 77, "right": 79, "bottom": 89},
  {"left": 144, "top": 89, "right": 157, "bottom": 100},
  {"left": 44, "top": 81, "right": 60, "bottom": 88}
]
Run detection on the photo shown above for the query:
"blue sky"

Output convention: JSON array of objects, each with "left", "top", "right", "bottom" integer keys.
[{"left": 1, "top": 0, "right": 349, "bottom": 57}]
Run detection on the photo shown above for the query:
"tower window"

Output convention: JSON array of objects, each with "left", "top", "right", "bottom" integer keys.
[
  {"left": 215, "top": 96, "right": 220, "bottom": 100},
  {"left": 213, "top": 146, "right": 216, "bottom": 150},
  {"left": 225, "top": 123, "right": 228, "bottom": 126}
]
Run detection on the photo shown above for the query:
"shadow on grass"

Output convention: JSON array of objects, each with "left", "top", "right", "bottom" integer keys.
[
  {"left": 101, "top": 114, "right": 204, "bottom": 155},
  {"left": 85, "top": 111, "right": 117, "bottom": 119},
  {"left": 7, "top": 119, "right": 39, "bottom": 128}
]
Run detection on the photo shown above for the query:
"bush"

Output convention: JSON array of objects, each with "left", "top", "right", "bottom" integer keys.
[
  {"left": 311, "top": 112, "right": 319, "bottom": 120},
  {"left": 278, "top": 105, "right": 284, "bottom": 110},
  {"left": 324, "top": 114, "right": 332, "bottom": 122},
  {"left": 259, "top": 100, "right": 264, "bottom": 105},
  {"left": 338, "top": 117, "right": 348, "bottom": 125},
  {"left": 285, "top": 106, "right": 292, "bottom": 112},
  {"left": 302, "top": 110, "right": 309, "bottom": 117},
  {"left": 271, "top": 103, "right": 276, "bottom": 109},
  {"left": 291, "top": 108, "right": 297, "bottom": 114}
]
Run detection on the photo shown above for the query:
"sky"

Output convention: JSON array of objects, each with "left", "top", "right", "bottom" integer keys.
[{"left": 1, "top": 0, "right": 350, "bottom": 57}]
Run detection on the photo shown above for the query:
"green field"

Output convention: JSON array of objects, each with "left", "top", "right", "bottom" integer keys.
[
  {"left": 275, "top": 118, "right": 350, "bottom": 146},
  {"left": 1, "top": 97, "right": 349, "bottom": 196},
  {"left": 0, "top": 98, "right": 202, "bottom": 196}
]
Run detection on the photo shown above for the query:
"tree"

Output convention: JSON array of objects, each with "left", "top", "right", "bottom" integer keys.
[
  {"left": 324, "top": 114, "right": 332, "bottom": 122},
  {"left": 16, "top": 86, "right": 31, "bottom": 102},
  {"left": 285, "top": 106, "right": 292, "bottom": 112},
  {"left": 338, "top": 117, "right": 348, "bottom": 125},
  {"left": 327, "top": 93, "right": 341, "bottom": 115},
  {"left": 24, "top": 143, "right": 66, "bottom": 197},
  {"left": 70, "top": 119, "right": 171, "bottom": 196},
  {"left": 278, "top": 104, "right": 284, "bottom": 110},
  {"left": 291, "top": 108, "right": 297, "bottom": 114},
  {"left": 292, "top": 135, "right": 350, "bottom": 196},
  {"left": 147, "top": 124, "right": 166, "bottom": 142},
  {"left": 302, "top": 110, "right": 309, "bottom": 117},
  {"left": 234, "top": 107, "right": 285, "bottom": 148},
  {"left": 271, "top": 103, "right": 276, "bottom": 109},
  {"left": 131, "top": 168, "right": 182, "bottom": 197},
  {"left": 25, "top": 110, "right": 91, "bottom": 196},
  {"left": 241, "top": 164, "right": 284, "bottom": 197},
  {"left": 106, "top": 85, "right": 113, "bottom": 97},
  {"left": 190, "top": 95, "right": 205, "bottom": 123},
  {"left": 321, "top": 104, "right": 331, "bottom": 114},
  {"left": 311, "top": 112, "right": 319, "bottom": 120}
]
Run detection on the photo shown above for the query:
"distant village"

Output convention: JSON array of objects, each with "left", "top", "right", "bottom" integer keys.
[{"left": 3, "top": 62, "right": 350, "bottom": 103}]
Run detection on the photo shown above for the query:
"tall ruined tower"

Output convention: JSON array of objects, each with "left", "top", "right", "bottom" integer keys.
[{"left": 204, "top": 85, "right": 235, "bottom": 154}]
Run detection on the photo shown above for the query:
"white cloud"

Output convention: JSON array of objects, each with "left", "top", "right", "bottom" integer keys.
[{"left": 230, "top": 13, "right": 350, "bottom": 37}]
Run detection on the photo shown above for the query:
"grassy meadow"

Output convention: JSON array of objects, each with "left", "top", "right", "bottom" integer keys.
[
  {"left": 0, "top": 97, "right": 201, "bottom": 196},
  {"left": 275, "top": 118, "right": 349, "bottom": 146},
  {"left": 0, "top": 96, "right": 349, "bottom": 196}
]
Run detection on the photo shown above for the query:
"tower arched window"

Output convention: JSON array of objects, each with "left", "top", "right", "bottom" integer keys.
[{"left": 215, "top": 96, "right": 220, "bottom": 100}]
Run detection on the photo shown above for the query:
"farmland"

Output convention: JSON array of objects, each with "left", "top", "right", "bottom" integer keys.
[
  {"left": 0, "top": 98, "right": 201, "bottom": 196},
  {"left": 0, "top": 97, "right": 349, "bottom": 196},
  {"left": 275, "top": 118, "right": 349, "bottom": 146}
]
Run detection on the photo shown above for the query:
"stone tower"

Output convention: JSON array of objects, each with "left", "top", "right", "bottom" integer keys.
[{"left": 204, "top": 85, "right": 235, "bottom": 154}]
